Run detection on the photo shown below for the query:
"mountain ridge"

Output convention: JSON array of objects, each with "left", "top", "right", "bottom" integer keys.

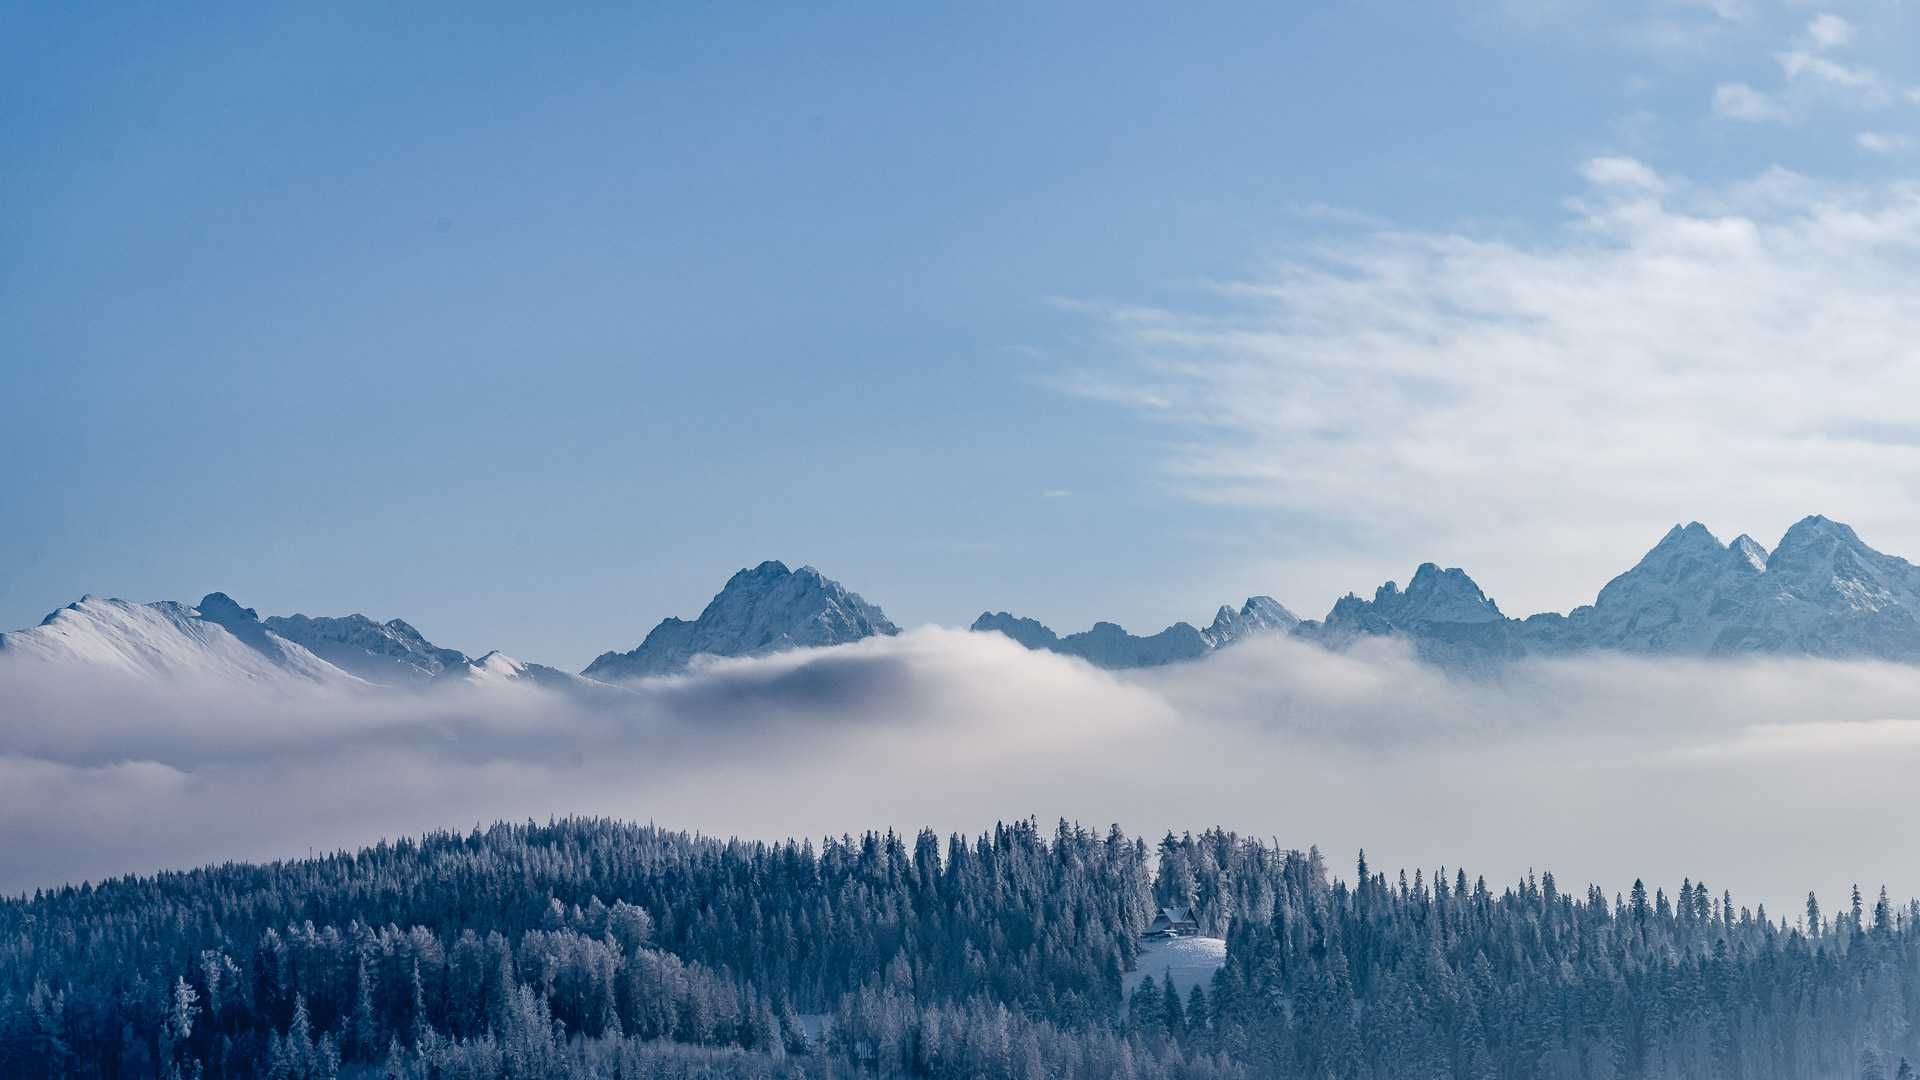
[
  {"left": 10, "top": 514, "right": 1920, "bottom": 688},
  {"left": 969, "top": 515, "right": 1920, "bottom": 670},
  {"left": 970, "top": 595, "right": 1300, "bottom": 668}
]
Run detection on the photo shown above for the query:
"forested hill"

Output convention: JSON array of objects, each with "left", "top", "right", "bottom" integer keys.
[{"left": 3, "top": 819, "right": 1918, "bottom": 1079}]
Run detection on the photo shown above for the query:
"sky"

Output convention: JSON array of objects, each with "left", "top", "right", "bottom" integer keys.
[{"left": 6, "top": 1, "right": 1920, "bottom": 671}]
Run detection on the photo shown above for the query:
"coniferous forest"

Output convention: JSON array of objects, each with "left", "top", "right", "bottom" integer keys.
[{"left": 4, "top": 818, "right": 1919, "bottom": 1079}]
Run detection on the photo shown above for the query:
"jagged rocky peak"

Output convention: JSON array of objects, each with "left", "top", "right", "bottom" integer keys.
[
  {"left": 582, "top": 560, "right": 898, "bottom": 681},
  {"left": 1332, "top": 564, "right": 1502, "bottom": 628},
  {"left": 707, "top": 560, "right": 899, "bottom": 645},
  {"left": 1399, "top": 564, "right": 1503, "bottom": 623},
  {"left": 1204, "top": 595, "right": 1300, "bottom": 646},
  {"left": 1594, "top": 522, "right": 1731, "bottom": 602},
  {"left": 1728, "top": 534, "right": 1769, "bottom": 573},
  {"left": 1303, "top": 562, "right": 1523, "bottom": 671}
]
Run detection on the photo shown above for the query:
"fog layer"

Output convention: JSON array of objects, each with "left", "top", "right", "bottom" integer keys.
[{"left": 2, "top": 628, "right": 1912, "bottom": 915}]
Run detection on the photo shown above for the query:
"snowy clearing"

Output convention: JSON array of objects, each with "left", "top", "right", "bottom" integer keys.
[{"left": 1125, "top": 935, "right": 1228, "bottom": 1001}]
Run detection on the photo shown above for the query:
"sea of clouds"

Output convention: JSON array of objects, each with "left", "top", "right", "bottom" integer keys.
[{"left": 3, "top": 627, "right": 1915, "bottom": 919}]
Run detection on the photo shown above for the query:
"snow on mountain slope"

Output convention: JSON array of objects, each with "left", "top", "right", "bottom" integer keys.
[
  {"left": 1720, "top": 515, "right": 1920, "bottom": 659},
  {"left": 0, "top": 593, "right": 362, "bottom": 686},
  {"left": 13, "top": 514, "right": 1920, "bottom": 688},
  {"left": 263, "top": 611, "right": 469, "bottom": 686},
  {"left": 1203, "top": 596, "right": 1300, "bottom": 647},
  {"left": 1542, "top": 522, "right": 1772, "bottom": 654},
  {"left": 1308, "top": 515, "right": 1920, "bottom": 669},
  {"left": 1302, "top": 565, "right": 1527, "bottom": 668},
  {"left": 449, "top": 651, "right": 633, "bottom": 699},
  {"left": 974, "top": 515, "right": 1920, "bottom": 672},
  {"left": 971, "top": 595, "right": 1300, "bottom": 669},
  {"left": 0, "top": 594, "right": 592, "bottom": 699},
  {"left": 583, "top": 561, "right": 898, "bottom": 680}
]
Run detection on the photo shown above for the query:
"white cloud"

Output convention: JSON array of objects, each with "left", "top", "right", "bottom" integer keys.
[
  {"left": 1580, "top": 155, "right": 1669, "bottom": 192},
  {"left": 1777, "top": 49, "right": 1896, "bottom": 107},
  {"left": 1287, "top": 202, "right": 1392, "bottom": 229},
  {"left": 1057, "top": 159, "right": 1920, "bottom": 620},
  {"left": 1778, "top": 50, "right": 1876, "bottom": 90},
  {"left": 1714, "top": 81, "right": 1790, "bottom": 121},
  {"left": 1805, "top": 13, "right": 1855, "bottom": 50},
  {"left": 1857, "top": 131, "right": 1915, "bottom": 154}
]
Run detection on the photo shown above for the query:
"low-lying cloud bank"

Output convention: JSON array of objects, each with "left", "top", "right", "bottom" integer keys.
[{"left": 3, "top": 628, "right": 1916, "bottom": 916}]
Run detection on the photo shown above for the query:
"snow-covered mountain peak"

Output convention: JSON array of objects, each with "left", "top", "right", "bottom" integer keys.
[
  {"left": 1653, "top": 521, "right": 1719, "bottom": 549},
  {"left": 1397, "top": 564, "right": 1504, "bottom": 624},
  {"left": 733, "top": 560, "right": 793, "bottom": 584},
  {"left": 1759, "top": 514, "right": 1916, "bottom": 617},
  {"left": 441, "top": 650, "right": 631, "bottom": 699},
  {"left": 1203, "top": 595, "right": 1301, "bottom": 646},
  {"left": 1769, "top": 514, "right": 1878, "bottom": 567},
  {"left": 1242, "top": 595, "right": 1295, "bottom": 622},
  {"left": 1728, "top": 535, "right": 1769, "bottom": 573},
  {"left": 467, "top": 651, "right": 533, "bottom": 682},
  {"left": 582, "top": 561, "right": 899, "bottom": 680},
  {"left": 262, "top": 610, "right": 468, "bottom": 686},
  {"left": 0, "top": 593, "right": 358, "bottom": 686}
]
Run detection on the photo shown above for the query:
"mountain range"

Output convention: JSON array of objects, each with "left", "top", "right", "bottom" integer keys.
[
  {"left": 5, "top": 515, "right": 1920, "bottom": 695},
  {"left": 0, "top": 591, "right": 607, "bottom": 696}
]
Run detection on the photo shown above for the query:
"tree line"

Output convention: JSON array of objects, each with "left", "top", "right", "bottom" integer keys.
[{"left": 1, "top": 818, "right": 1915, "bottom": 1078}]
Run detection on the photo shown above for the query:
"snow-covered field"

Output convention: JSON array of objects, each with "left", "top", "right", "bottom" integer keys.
[{"left": 1125, "top": 935, "right": 1228, "bottom": 1001}]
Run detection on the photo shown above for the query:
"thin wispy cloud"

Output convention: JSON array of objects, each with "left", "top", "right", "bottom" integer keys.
[
  {"left": 1777, "top": 49, "right": 1896, "bottom": 106},
  {"left": 1857, "top": 131, "right": 1914, "bottom": 155},
  {"left": 1677, "top": 0, "right": 1754, "bottom": 24},
  {"left": 1056, "top": 159, "right": 1920, "bottom": 618},
  {"left": 1697, "top": 6, "right": 1919, "bottom": 123},
  {"left": 1713, "top": 82, "right": 1790, "bottom": 122}
]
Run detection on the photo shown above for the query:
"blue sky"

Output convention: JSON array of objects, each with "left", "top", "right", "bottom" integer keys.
[{"left": 5, "top": 1, "right": 1920, "bottom": 669}]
